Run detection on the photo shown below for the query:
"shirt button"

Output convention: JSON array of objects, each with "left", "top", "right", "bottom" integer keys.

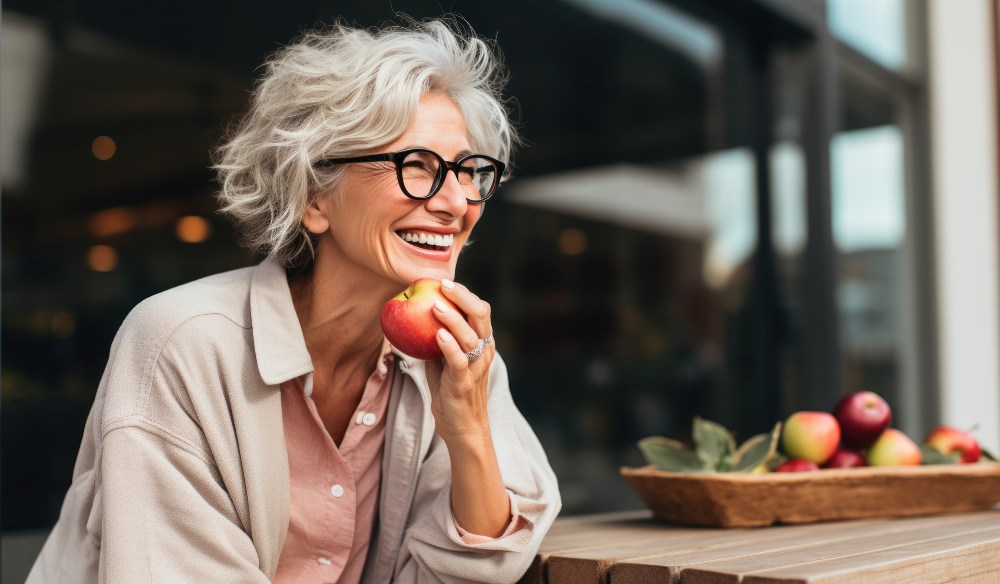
[
  {"left": 317, "top": 557, "right": 332, "bottom": 566},
  {"left": 330, "top": 484, "right": 345, "bottom": 498},
  {"left": 362, "top": 412, "right": 377, "bottom": 426},
  {"left": 355, "top": 411, "right": 366, "bottom": 425}
]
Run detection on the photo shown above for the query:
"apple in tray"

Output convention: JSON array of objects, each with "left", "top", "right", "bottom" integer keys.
[
  {"left": 380, "top": 279, "right": 462, "bottom": 360},
  {"left": 833, "top": 391, "right": 892, "bottom": 449},
  {"left": 924, "top": 426, "right": 981, "bottom": 463},
  {"left": 866, "top": 429, "right": 922, "bottom": 466},
  {"left": 774, "top": 459, "right": 820, "bottom": 472},
  {"left": 781, "top": 412, "right": 841, "bottom": 465},
  {"left": 824, "top": 449, "right": 867, "bottom": 469}
]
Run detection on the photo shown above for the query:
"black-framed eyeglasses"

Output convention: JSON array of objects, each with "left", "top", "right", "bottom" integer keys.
[{"left": 314, "top": 148, "right": 506, "bottom": 203}]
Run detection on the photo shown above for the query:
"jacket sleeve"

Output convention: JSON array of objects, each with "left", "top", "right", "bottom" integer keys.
[
  {"left": 95, "top": 420, "right": 272, "bottom": 583},
  {"left": 27, "top": 308, "right": 275, "bottom": 584},
  {"left": 400, "top": 354, "right": 562, "bottom": 583}
]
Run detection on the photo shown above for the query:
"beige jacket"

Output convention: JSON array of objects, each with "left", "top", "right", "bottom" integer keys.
[{"left": 27, "top": 257, "right": 561, "bottom": 583}]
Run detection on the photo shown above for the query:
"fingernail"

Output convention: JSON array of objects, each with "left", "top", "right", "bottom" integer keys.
[
  {"left": 434, "top": 300, "right": 449, "bottom": 312},
  {"left": 442, "top": 279, "right": 456, "bottom": 290}
]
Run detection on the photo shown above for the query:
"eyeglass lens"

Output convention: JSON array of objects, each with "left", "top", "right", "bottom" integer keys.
[{"left": 399, "top": 150, "right": 498, "bottom": 200}]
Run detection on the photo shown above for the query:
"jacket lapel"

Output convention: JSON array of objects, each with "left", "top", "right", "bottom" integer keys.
[
  {"left": 365, "top": 355, "right": 435, "bottom": 583},
  {"left": 244, "top": 257, "right": 314, "bottom": 577}
]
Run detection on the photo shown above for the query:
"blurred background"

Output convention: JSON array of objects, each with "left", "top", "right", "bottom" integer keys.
[{"left": 3, "top": 0, "right": 999, "bottom": 579}]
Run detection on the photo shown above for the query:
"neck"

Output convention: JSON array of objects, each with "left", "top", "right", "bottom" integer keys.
[{"left": 288, "top": 255, "right": 401, "bottom": 386}]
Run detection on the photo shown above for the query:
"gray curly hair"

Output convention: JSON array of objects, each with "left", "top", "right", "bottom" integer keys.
[{"left": 213, "top": 18, "right": 519, "bottom": 271}]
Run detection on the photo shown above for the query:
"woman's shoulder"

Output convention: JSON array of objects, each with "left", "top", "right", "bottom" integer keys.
[{"left": 115, "top": 265, "right": 258, "bottom": 356}]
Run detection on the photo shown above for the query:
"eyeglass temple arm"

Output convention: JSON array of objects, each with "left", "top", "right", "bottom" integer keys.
[{"left": 315, "top": 153, "right": 394, "bottom": 166}]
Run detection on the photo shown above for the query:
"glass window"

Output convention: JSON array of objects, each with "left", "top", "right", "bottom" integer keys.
[
  {"left": 827, "top": 0, "right": 910, "bottom": 71},
  {"left": 831, "top": 125, "right": 906, "bottom": 253},
  {"left": 831, "top": 55, "right": 924, "bottom": 430}
]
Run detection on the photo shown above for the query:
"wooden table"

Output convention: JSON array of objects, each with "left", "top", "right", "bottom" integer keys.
[{"left": 520, "top": 508, "right": 1000, "bottom": 583}]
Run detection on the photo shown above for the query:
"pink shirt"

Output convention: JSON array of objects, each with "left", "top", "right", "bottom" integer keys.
[
  {"left": 275, "top": 345, "right": 526, "bottom": 584},
  {"left": 273, "top": 350, "right": 394, "bottom": 584}
]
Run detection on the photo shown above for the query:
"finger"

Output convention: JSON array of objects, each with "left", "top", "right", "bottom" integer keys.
[
  {"left": 441, "top": 279, "right": 493, "bottom": 339},
  {"left": 436, "top": 327, "right": 472, "bottom": 370},
  {"left": 433, "top": 299, "right": 479, "bottom": 352}
]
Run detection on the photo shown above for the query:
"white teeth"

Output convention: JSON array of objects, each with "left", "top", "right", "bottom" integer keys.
[{"left": 398, "top": 231, "right": 454, "bottom": 249}]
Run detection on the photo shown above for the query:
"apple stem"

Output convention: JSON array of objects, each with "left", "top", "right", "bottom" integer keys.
[{"left": 966, "top": 423, "right": 980, "bottom": 434}]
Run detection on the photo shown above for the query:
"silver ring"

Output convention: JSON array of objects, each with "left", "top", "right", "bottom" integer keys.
[
  {"left": 465, "top": 338, "right": 485, "bottom": 363},
  {"left": 483, "top": 335, "right": 494, "bottom": 346}
]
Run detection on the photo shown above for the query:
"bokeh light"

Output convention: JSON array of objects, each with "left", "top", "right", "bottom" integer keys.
[
  {"left": 87, "top": 245, "right": 118, "bottom": 272},
  {"left": 557, "top": 228, "right": 588, "bottom": 256},
  {"left": 88, "top": 207, "right": 137, "bottom": 237},
  {"left": 91, "top": 135, "right": 117, "bottom": 160},
  {"left": 176, "top": 215, "right": 211, "bottom": 243},
  {"left": 51, "top": 311, "right": 76, "bottom": 339}
]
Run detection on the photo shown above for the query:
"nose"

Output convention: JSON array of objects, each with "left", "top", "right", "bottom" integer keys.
[{"left": 424, "top": 169, "right": 469, "bottom": 217}]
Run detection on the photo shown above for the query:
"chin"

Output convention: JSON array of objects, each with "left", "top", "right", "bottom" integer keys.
[
  {"left": 385, "top": 260, "right": 450, "bottom": 284},
  {"left": 403, "top": 266, "right": 455, "bottom": 284}
]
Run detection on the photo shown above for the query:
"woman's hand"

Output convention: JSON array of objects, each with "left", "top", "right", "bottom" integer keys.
[
  {"left": 428, "top": 278, "right": 512, "bottom": 537},
  {"left": 429, "top": 278, "right": 496, "bottom": 447}
]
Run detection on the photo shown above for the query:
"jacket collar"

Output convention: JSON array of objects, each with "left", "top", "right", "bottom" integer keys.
[{"left": 249, "top": 256, "right": 314, "bottom": 387}]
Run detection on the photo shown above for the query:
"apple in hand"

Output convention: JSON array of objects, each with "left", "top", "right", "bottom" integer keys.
[
  {"left": 380, "top": 279, "right": 462, "bottom": 360},
  {"left": 823, "top": 449, "right": 867, "bottom": 469},
  {"left": 781, "top": 412, "right": 841, "bottom": 464},
  {"left": 774, "top": 459, "right": 820, "bottom": 472},
  {"left": 866, "top": 429, "right": 921, "bottom": 466},
  {"left": 833, "top": 391, "right": 892, "bottom": 449},
  {"left": 924, "top": 426, "right": 981, "bottom": 463}
]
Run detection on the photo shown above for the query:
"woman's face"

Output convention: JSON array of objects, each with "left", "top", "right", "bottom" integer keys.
[{"left": 308, "top": 93, "right": 483, "bottom": 289}]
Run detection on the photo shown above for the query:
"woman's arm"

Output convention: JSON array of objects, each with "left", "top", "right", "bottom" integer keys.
[
  {"left": 28, "top": 304, "right": 281, "bottom": 584},
  {"left": 429, "top": 280, "right": 512, "bottom": 536},
  {"left": 390, "top": 352, "right": 561, "bottom": 584},
  {"left": 444, "top": 422, "right": 512, "bottom": 537}
]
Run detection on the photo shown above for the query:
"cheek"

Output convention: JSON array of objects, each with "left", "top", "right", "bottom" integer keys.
[
  {"left": 463, "top": 204, "right": 484, "bottom": 232},
  {"left": 333, "top": 174, "right": 408, "bottom": 224}
]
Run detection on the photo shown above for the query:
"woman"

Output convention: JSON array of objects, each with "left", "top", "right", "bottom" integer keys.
[{"left": 28, "top": 19, "right": 560, "bottom": 583}]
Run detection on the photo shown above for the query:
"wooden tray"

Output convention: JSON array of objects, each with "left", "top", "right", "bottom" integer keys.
[{"left": 620, "top": 463, "right": 1000, "bottom": 527}]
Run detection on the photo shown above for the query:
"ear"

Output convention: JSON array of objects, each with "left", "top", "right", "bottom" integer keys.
[{"left": 301, "top": 198, "right": 330, "bottom": 234}]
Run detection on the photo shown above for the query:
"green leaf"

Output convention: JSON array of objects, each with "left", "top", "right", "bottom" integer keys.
[
  {"left": 920, "top": 445, "right": 960, "bottom": 465},
  {"left": 731, "top": 421, "right": 783, "bottom": 472},
  {"left": 693, "top": 417, "right": 736, "bottom": 469},
  {"left": 638, "top": 436, "right": 706, "bottom": 472},
  {"left": 982, "top": 448, "right": 999, "bottom": 462}
]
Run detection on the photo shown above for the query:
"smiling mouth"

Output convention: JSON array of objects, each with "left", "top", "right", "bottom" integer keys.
[{"left": 397, "top": 230, "right": 455, "bottom": 251}]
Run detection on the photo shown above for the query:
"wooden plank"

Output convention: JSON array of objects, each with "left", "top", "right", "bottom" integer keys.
[
  {"left": 608, "top": 511, "right": 1000, "bottom": 584},
  {"left": 518, "top": 511, "right": 664, "bottom": 584},
  {"left": 738, "top": 528, "right": 1000, "bottom": 584},
  {"left": 545, "top": 516, "right": 896, "bottom": 583},
  {"left": 675, "top": 513, "right": 1000, "bottom": 584}
]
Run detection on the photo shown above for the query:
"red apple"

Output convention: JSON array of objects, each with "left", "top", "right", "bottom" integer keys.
[
  {"left": 866, "top": 429, "right": 921, "bottom": 466},
  {"left": 833, "top": 391, "right": 892, "bottom": 449},
  {"left": 781, "top": 412, "right": 841, "bottom": 464},
  {"left": 380, "top": 279, "right": 462, "bottom": 360},
  {"left": 823, "top": 449, "right": 867, "bottom": 469},
  {"left": 924, "top": 426, "right": 981, "bottom": 463},
  {"left": 774, "top": 459, "right": 820, "bottom": 472}
]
